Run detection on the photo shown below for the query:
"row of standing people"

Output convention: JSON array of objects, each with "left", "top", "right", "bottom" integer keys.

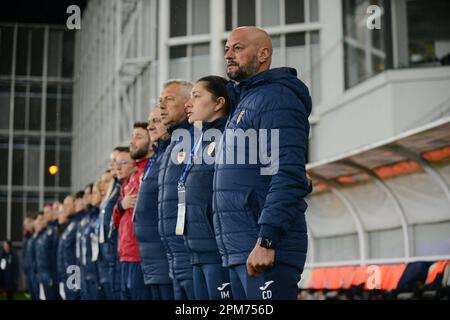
[
  {"left": 22, "top": 26, "right": 312, "bottom": 300},
  {"left": 22, "top": 176, "right": 122, "bottom": 300}
]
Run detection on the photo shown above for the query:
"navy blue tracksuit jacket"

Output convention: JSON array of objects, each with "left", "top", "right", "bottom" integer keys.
[
  {"left": 213, "top": 67, "right": 312, "bottom": 271},
  {"left": 184, "top": 117, "right": 227, "bottom": 265},
  {"left": 22, "top": 233, "right": 38, "bottom": 298},
  {"left": 35, "top": 221, "right": 59, "bottom": 298},
  {"left": 158, "top": 119, "right": 194, "bottom": 281},
  {"left": 134, "top": 139, "right": 172, "bottom": 285}
]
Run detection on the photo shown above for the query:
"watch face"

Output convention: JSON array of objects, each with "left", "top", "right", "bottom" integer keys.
[{"left": 259, "top": 237, "right": 275, "bottom": 249}]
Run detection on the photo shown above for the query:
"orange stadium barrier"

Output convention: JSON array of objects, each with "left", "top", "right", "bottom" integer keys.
[
  {"left": 379, "top": 264, "right": 406, "bottom": 290},
  {"left": 305, "top": 263, "right": 411, "bottom": 290},
  {"left": 425, "top": 260, "right": 450, "bottom": 285},
  {"left": 351, "top": 265, "right": 369, "bottom": 287},
  {"left": 305, "top": 261, "right": 450, "bottom": 291}
]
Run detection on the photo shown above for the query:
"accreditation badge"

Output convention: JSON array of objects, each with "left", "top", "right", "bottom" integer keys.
[
  {"left": 207, "top": 142, "right": 216, "bottom": 157},
  {"left": 177, "top": 151, "right": 187, "bottom": 164},
  {"left": 175, "top": 183, "right": 186, "bottom": 235},
  {"left": 39, "top": 283, "right": 46, "bottom": 300}
]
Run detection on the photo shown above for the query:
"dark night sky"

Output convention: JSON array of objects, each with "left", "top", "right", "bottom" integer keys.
[{"left": 0, "top": 0, "right": 87, "bottom": 25}]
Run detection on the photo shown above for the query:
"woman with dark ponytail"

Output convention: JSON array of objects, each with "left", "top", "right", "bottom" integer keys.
[{"left": 181, "top": 76, "right": 232, "bottom": 300}]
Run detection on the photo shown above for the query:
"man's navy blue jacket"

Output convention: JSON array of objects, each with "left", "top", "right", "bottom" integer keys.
[
  {"left": 59, "top": 214, "right": 80, "bottom": 282},
  {"left": 96, "top": 178, "right": 121, "bottom": 284},
  {"left": 158, "top": 118, "right": 194, "bottom": 281},
  {"left": 213, "top": 67, "right": 312, "bottom": 271},
  {"left": 56, "top": 222, "right": 68, "bottom": 283},
  {"left": 22, "top": 233, "right": 35, "bottom": 276},
  {"left": 29, "top": 233, "right": 39, "bottom": 283},
  {"left": 184, "top": 117, "right": 227, "bottom": 265},
  {"left": 77, "top": 207, "right": 99, "bottom": 281},
  {"left": 134, "top": 138, "right": 172, "bottom": 285},
  {"left": 35, "top": 221, "right": 59, "bottom": 285}
]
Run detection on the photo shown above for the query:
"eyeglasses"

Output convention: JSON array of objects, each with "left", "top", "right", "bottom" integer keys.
[{"left": 116, "top": 160, "right": 131, "bottom": 167}]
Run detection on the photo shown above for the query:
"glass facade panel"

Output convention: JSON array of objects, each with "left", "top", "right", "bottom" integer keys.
[
  {"left": 30, "top": 28, "right": 44, "bottom": 77},
  {"left": 192, "top": 0, "right": 210, "bottom": 35},
  {"left": 0, "top": 24, "right": 73, "bottom": 242},
  {"left": 0, "top": 26, "right": 14, "bottom": 75},
  {"left": 192, "top": 43, "right": 210, "bottom": 82},
  {"left": 343, "top": 0, "right": 386, "bottom": 88},
  {"left": 237, "top": 0, "right": 255, "bottom": 27},
  {"left": 261, "top": 0, "right": 280, "bottom": 27},
  {"left": 169, "top": 45, "right": 188, "bottom": 80},
  {"left": 170, "top": 0, "right": 188, "bottom": 37},
  {"left": 285, "top": 0, "right": 305, "bottom": 24},
  {"left": 0, "top": 82, "right": 10, "bottom": 129}
]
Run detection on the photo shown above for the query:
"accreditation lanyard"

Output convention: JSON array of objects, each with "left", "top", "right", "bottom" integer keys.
[
  {"left": 143, "top": 154, "right": 157, "bottom": 181},
  {"left": 132, "top": 155, "right": 157, "bottom": 223},
  {"left": 176, "top": 133, "right": 203, "bottom": 235}
]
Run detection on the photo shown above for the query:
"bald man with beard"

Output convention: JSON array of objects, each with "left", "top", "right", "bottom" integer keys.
[{"left": 213, "top": 27, "right": 312, "bottom": 300}]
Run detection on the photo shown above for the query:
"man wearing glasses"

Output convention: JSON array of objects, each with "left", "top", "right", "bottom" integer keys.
[{"left": 113, "top": 133, "right": 153, "bottom": 300}]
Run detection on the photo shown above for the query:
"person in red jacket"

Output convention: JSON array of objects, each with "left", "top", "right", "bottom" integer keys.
[{"left": 113, "top": 122, "right": 154, "bottom": 300}]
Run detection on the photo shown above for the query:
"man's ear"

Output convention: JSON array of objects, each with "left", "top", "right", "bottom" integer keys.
[{"left": 258, "top": 47, "right": 270, "bottom": 63}]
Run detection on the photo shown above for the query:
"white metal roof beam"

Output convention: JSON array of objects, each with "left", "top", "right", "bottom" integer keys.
[
  {"left": 310, "top": 173, "right": 368, "bottom": 266},
  {"left": 385, "top": 144, "right": 450, "bottom": 209},
  {"left": 340, "top": 159, "right": 411, "bottom": 260}
]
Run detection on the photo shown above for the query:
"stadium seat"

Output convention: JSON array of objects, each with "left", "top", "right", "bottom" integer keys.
[{"left": 397, "top": 261, "right": 433, "bottom": 290}]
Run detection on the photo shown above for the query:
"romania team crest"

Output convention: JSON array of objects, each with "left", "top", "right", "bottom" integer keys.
[{"left": 236, "top": 110, "right": 245, "bottom": 124}]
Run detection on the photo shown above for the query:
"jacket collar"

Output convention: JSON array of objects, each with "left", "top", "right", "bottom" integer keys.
[
  {"left": 167, "top": 117, "right": 191, "bottom": 135},
  {"left": 153, "top": 136, "right": 170, "bottom": 154},
  {"left": 202, "top": 116, "right": 228, "bottom": 131},
  {"left": 135, "top": 157, "right": 149, "bottom": 171},
  {"left": 231, "top": 67, "right": 297, "bottom": 96}
]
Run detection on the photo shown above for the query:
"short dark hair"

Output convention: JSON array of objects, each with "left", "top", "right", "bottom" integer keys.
[
  {"left": 113, "top": 145, "right": 129, "bottom": 152},
  {"left": 75, "top": 190, "right": 84, "bottom": 199},
  {"left": 114, "top": 145, "right": 130, "bottom": 153},
  {"left": 133, "top": 122, "right": 148, "bottom": 131},
  {"left": 196, "top": 76, "right": 231, "bottom": 115}
]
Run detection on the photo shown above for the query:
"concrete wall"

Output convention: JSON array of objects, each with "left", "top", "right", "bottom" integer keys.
[{"left": 309, "top": 67, "right": 450, "bottom": 162}]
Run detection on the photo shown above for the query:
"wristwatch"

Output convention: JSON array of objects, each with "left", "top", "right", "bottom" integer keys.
[{"left": 257, "top": 237, "right": 276, "bottom": 249}]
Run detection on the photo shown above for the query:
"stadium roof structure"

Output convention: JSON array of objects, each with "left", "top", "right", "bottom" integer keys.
[{"left": 305, "top": 116, "right": 450, "bottom": 268}]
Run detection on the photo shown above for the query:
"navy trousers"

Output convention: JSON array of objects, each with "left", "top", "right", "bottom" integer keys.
[
  {"left": 228, "top": 263, "right": 301, "bottom": 300},
  {"left": 193, "top": 264, "right": 232, "bottom": 300},
  {"left": 120, "top": 262, "right": 151, "bottom": 300},
  {"left": 148, "top": 284, "right": 174, "bottom": 300},
  {"left": 83, "top": 277, "right": 101, "bottom": 300},
  {"left": 110, "top": 252, "right": 122, "bottom": 300},
  {"left": 26, "top": 273, "right": 39, "bottom": 300},
  {"left": 100, "top": 281, "right": 114, "bottom": 300},
  {"left": 39, "top": 272, "right": 59, "bottom": 300},
  {"left": 172, "top": 277, "right": 195, "bottom": 300}
]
